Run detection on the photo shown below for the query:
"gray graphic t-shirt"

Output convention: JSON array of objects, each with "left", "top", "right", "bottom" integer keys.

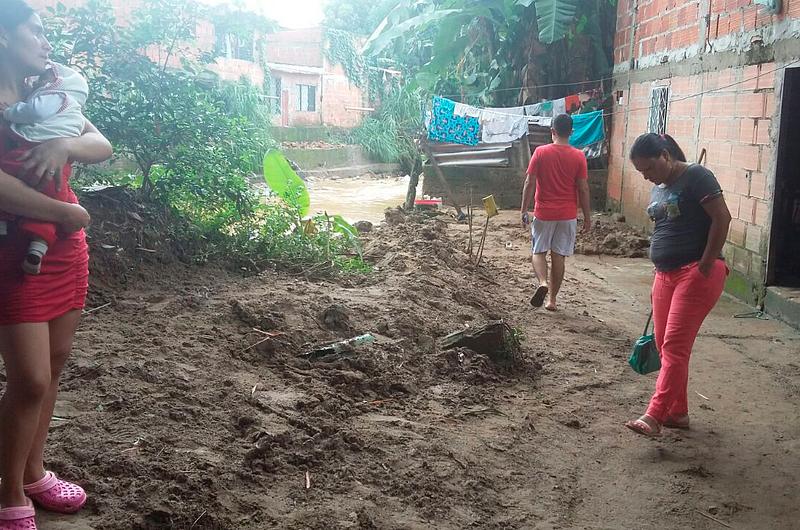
[{"left": 647, "top": 164, "right": 723, "bottom": 272}]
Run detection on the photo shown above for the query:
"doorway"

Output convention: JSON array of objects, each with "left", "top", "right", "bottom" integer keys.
[{"left": 768, "top": 67, "right": 800, "bottom": 287}]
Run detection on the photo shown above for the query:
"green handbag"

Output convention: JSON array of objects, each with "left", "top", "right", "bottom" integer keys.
[{"left": 628, "top": 310, "right": 661, "bottom": 375}]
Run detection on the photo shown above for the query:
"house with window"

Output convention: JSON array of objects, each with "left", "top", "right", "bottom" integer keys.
[
  {"left": 28, "top": 1, "right": 367, "bottom": 129},
  {"left": 264, "top": 28, "right": 366, "bottom": 128},
  {"left": 608, "top": 0, "right": 800, "bottom": 321}
]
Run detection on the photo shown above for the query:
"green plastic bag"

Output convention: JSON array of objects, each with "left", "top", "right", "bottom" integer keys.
[{"left": 628, "top": 310, "right": 661, "bottom": 375}]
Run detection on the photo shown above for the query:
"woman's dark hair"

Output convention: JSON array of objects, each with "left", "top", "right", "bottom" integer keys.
[
  {"left": 0, "top": 0, "right": 34, "bottom": 32},
  {"left": 629, "top": 133, "right": 687, "bottom": 163}
]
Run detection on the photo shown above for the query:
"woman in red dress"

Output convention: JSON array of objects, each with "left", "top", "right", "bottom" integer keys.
[{"left": 0, "top": 2, "right": 113, "bottom": 528}]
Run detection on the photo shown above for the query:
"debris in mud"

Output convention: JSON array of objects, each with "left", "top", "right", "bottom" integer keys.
[
  {"left": 441, "top": 320, "right": 521, "bottom": 365},
  {"left": 321, "top": 304, "right": 352, "bottom": 331},
  {"left": 354, "top": 220, "right": 374, "bottom": 233},
  {"left": 302, "top": 333, "right": 376, "bottom": 359}
]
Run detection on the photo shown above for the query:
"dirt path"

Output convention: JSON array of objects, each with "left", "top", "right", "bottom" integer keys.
[{"left": 30, "top": 210, "right": 800, "bottom": 529}]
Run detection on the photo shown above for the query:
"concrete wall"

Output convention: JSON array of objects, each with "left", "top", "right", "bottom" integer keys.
[
  {"left": 608, "top": 0, "right": 800, "bottom": 305},
  {"left": 282, "top": 145, "right": 372, "bottom": 170}
]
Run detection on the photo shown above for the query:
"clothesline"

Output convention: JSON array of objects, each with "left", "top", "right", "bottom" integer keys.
[
  {"left": 426, "top": 95, "right": 606, "bottom": 155},
  {"left": 438, "top": 75, "right": 614, "bottom": 98}
]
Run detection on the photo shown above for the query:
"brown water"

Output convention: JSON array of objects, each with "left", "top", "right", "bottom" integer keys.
[{"left": 306, "top": 175, "right": 422, "bottom": 224}]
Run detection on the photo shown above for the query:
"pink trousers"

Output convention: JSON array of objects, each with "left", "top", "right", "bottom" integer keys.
[{"left": 646, "top": 259, "right": 727, "bottom": 422}]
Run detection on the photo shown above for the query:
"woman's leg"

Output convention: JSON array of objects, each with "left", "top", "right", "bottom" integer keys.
[
  {"left": 0, "top": 323, "right": 52, "bottom": 508},
  {"left": 23, "top": 310, "right": 82, "bottom": 484},
  {"left": 629, "top": 271, "right": 675, "bottom": 432},
  {"left": 646, "top": 262, "right": 726, "bottom": 422}
]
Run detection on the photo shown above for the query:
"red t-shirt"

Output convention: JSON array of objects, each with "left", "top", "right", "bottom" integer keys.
[{"left": 527, "top": 143, "right": 588, "bottom": 221}]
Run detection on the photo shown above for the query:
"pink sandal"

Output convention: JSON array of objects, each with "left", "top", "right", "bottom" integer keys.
[
  {"left": 23, "top": 472, "right": 86, "bottom": 514},
  {"left": 624, "top": 414, "right": 662, "bottom": 438},
  {"left": 0, "top": 499, "right": 36, "bottom": 530}
]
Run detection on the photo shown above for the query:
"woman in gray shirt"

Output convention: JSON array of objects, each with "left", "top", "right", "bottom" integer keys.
[{"left": 625, "top": 133, "right": 732, "bottom": 437}]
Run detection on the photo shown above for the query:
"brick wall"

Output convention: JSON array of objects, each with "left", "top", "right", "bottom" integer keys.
[
  {"left": 264, "top": 29, "right": 325, "bottom": 68},
  {"left": 610, "top": 62, "right": 783, "bottom": 301},
  {"left": 614, "top": 0, "right": 800, "bottom": 67},
  {"left": 320, "top": 62, "right": 366, "bottom": 129},
  {"left": 609, "top": 0, "right": 800, "bottom": 303}
]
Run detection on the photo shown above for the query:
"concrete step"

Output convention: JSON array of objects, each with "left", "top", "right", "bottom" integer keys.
[{"left": 764, "top": 286, "right": 800, "bottom": 330}]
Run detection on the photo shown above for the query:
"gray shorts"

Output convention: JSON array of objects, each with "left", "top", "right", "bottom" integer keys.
[{"left": 531, "top": 218, "right": 577, "bottom": 256}]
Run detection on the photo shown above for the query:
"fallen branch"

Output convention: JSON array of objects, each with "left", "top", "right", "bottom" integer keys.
[
  {"left": 190, "top": 510, "right": 207, "bottom": 529},
  {"left": 83, "top": 302, "right": 112, "bottom": 315},
  {"left": 695, "top": 510, "right": 731, "bottom": 528}
]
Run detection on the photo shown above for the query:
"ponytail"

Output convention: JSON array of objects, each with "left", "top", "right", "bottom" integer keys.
[{"left": 630, "top": 133, "right": 687, "bottom": 163}]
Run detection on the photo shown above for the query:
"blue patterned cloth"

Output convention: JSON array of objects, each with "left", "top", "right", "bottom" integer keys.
[{"left": 427, "top": 97, "right": 481, "bottom": 146}]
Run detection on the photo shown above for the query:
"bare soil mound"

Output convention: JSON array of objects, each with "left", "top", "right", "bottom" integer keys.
[{"left": 42, "top": 205, "right": 540, "bottom": 529}]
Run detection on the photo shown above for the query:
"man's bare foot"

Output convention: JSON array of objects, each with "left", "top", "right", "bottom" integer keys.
[{"left": 545, "top": 299, "right": 558, "bottom": 311}]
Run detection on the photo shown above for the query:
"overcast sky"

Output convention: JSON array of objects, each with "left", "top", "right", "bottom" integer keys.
[{"left": 204, "top": 0, "right": 326, "bottom": 29}]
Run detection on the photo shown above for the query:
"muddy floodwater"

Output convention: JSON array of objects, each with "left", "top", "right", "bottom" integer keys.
[{"left": 306, "top": 174, "right": 423, "bottom": 224}]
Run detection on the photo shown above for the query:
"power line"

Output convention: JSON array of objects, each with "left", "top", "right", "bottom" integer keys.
[
  {"left": 438, "top": 75, "right": 615, "bottom": 99},
  {"left": 599, "top": 59, "right": 799, "bottom": 122}
]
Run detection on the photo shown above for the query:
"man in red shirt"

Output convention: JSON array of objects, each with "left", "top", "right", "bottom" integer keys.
[{"left": 520, "top": 113, "right": 592, "bottom": 311}]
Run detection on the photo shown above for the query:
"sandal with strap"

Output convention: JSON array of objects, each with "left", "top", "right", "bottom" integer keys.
[
  {"left": 23, "top": 472, "right": 86, "bottom": 514},
  {"left": 0, "top": 499, "right": 36, "bottom": 530},
  {"left": 624, "top": 414, "right": 661, "bottom": 438},
  {"left": 530, "top": 285, "right": 548, "bottom": 308}
]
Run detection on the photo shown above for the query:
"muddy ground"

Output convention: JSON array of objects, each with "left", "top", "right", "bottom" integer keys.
[{"left": 4, "top": 201, "right": 799, "bottom": 530}]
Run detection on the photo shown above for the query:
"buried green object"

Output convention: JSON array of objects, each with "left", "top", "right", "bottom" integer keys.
[{"left": 628, "top": 311, "right": 661, "bottom": 375}]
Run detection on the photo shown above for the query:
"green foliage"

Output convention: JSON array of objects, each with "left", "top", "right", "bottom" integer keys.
[
  {"left": 532, "top": 0, "right": 581, "bottom": 44},
  {"left": 322, "top": 0, "right": 397, "bottom": 36},
  {"left": 324, "top": 28, "right": 367, "bottom": 87},
  {"left": 361, "top": 0, "right": 616, "bottom": 105},
  {"left": 45, "top": 0, "right": 366, "bottom": 274},
  {"left": 348, "top": 84, "right": 424, "bottom": 176}
]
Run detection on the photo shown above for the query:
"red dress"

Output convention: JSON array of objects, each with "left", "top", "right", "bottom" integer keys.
[{"left": 0, "top": 127, "right": 89, "bottom": 325}]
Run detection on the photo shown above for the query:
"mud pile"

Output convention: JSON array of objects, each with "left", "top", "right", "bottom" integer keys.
[
  {"left": 42, "top": 205, "right": 536, "bottom": 529},
  {"left": 576, "top": 215, "right": 650, "bottom": 258}
]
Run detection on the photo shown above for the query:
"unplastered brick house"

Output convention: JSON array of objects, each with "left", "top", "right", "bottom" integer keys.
[
  {"left": 608, "top": 0, "right": 800, "bottom": 318},
  {"left": 26, "top": 1, "right": 366, "bottom": 129}
]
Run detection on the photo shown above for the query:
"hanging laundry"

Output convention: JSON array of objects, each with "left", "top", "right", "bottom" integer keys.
[
  {"left": 485, "top": 106, "right": 525, "bottom": 115},
  {"left": 565, "top": 94, "right": 581, "bottom": 113},
  {"left": 552, "top": 98, "right": 567, "bottom": 116},
  {"left": 453, "top": 102, "right": 481, "bottom": 118},
  {"left": 480, "top": 109, "right": 529, "bottom": 144},
  {"left": 527, "top": 116, "right": 553, "bottom": 128},
  {"left": 524, "top": 103, "right": 543, "bottom": 116},
  {"left": 427, "top": 96, "right": 481, "bottom": 146},
  {"left": 569, "top": 110, "right": 605, "bottom": 148},
  {"left": 582, "top": 140, "right": 606, "bottom": 160}
]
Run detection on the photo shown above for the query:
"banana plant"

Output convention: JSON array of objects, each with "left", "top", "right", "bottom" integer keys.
[{"left": 262, "top": 150, "right": 362, "bottom": 257}]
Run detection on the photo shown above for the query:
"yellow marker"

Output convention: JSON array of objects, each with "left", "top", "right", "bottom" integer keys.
[{"left": 482, "top": 195, "right": 499, "bottom": 218}]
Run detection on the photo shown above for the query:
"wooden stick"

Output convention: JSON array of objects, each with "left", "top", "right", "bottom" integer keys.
[
  {"left": 83, "top": 302, "right": 111, "bottom": 315},
  {"left": 190, "top": 510, "right": 207, "bottom": 529},
  {"left": 475, "top": 216, "right": 490, "bottom": 266},
  {"left": 695, "top": 510, "right": 731, "bottom": 528}
]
